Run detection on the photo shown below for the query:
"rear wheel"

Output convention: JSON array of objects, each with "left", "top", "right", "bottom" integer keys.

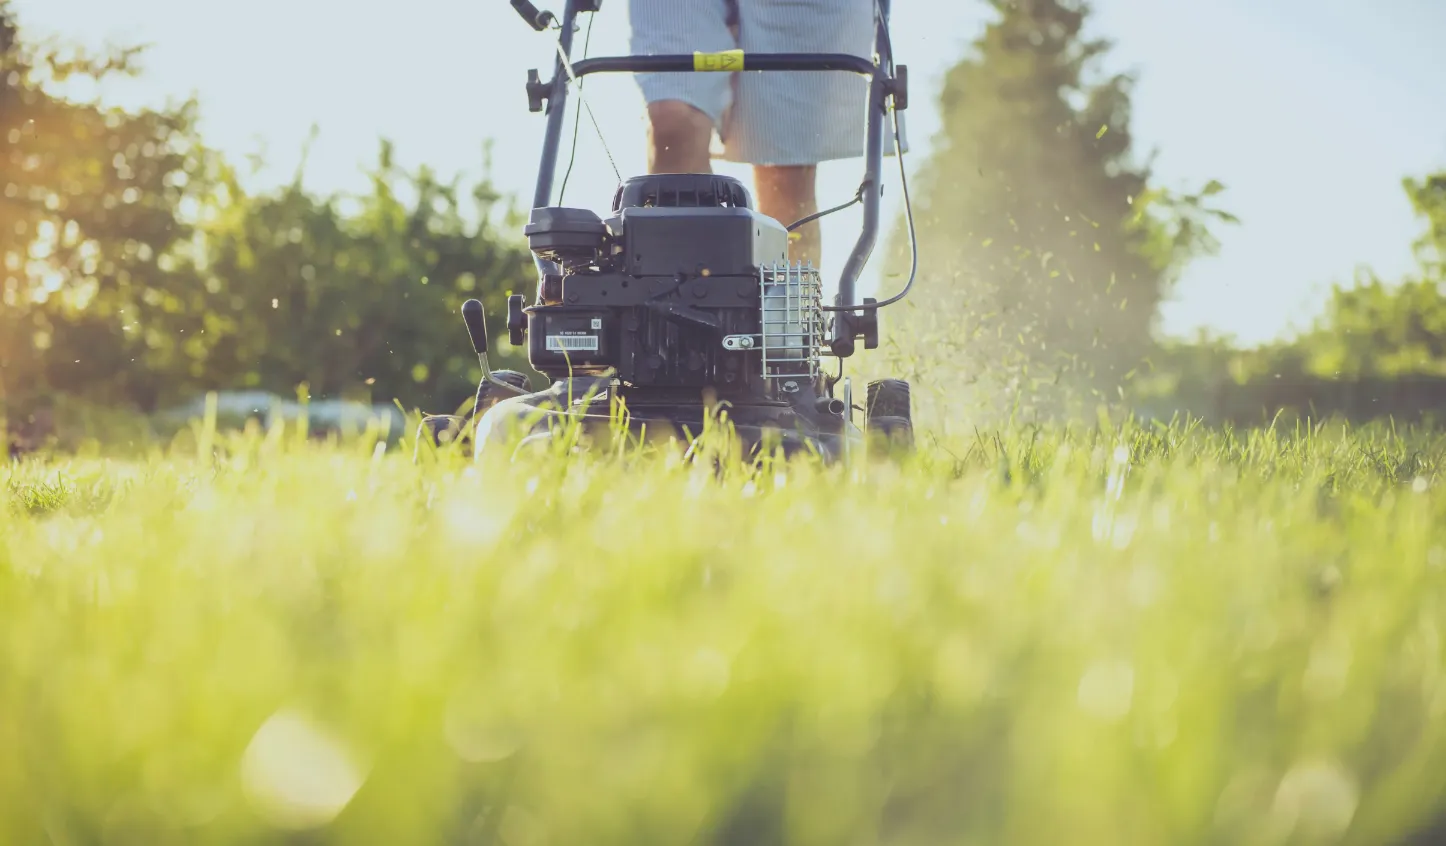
[
  {"left": 866, "top": 378, "right": 911, "bottom": 419},
  {"left": 865, "top": 379, "right": 913, "bottom": 456},
  {"left": 415, "top": 371, "right": 533, "bottom": 462},
  {"left": 475, "top": 369, "right": 531, "bottom": 414},
  {"left": 866, "top": 415, "right": 914, "bottom": 452},
  {"left": 414, "top": 414, "right": 469, "bottom": 462}
]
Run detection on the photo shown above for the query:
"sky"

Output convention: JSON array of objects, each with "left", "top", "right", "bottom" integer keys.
[{"left": 15, "top": 0, "right": 1446, "bottom": 346}]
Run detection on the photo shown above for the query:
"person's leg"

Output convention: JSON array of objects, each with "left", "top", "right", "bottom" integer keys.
[
  {"left": 754, "top": 163, "right": 819, "bottom": 265},
  {"left": 727, "top": 0, "right": 878, "bottom": 266},
  {"left": 629, "top": 0, "right": 736, "bottom": 174},
  {"left": 646, "top": 101, "right": 714, "bottom": 174}
]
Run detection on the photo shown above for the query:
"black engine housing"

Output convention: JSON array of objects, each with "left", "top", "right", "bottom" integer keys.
[{"left": 521, "top": 174, "right": 794, "bottom": 400}]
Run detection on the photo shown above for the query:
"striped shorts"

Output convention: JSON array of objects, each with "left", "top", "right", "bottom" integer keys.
[{"left": 628, "top": 0, "right": 904, "bottom": 166}]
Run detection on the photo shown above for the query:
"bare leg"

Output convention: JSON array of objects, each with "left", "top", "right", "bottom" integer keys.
[
  {"left": 646, "top": 105, "right": 822, "bottom": 266},
  {"left": 754, "top": 164, "right": 819, "bottom": 267},
  {"left": 646, "top": 100, "right": 714, "bottom": 174}
]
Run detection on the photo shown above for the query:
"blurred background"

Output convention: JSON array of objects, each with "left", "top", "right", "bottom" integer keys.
[{"left": 4, "top": 0, "right": 1446, "bottom": 447}]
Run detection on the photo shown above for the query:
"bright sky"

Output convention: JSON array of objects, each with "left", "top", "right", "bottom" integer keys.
[{"left": 16, "top": 0, "right": 1446, "bottom": 346}]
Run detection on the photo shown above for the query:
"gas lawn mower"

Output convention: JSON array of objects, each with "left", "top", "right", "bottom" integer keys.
[{"left": 417, "top": 0, "right": 918, "bottom": 464}]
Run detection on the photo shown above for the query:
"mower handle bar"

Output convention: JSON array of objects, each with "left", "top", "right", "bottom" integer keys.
[
  {"left": 522, "top": 0, "right": 897, "bottom": 358},
  {"left": 565, "top": 53, "right": 878, "bottom": 77}
]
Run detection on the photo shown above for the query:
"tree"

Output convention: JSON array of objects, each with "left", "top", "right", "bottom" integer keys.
[
  {"left": 1, "top": 0, "right": 537, "bottom": 423},
  {"left": 1130, "top": 167, "right": 1446, "bottom": 425},
  {"left": 1287, "top": 170, "right": 1446, "bottom": 380},
  {"left": 879, "top": 0, "right": 1230, "bottom": 420},
  {"left": 191, "top": 139, "right": 537, "bottom": 414},
  {"left": 1404, "top": 171, "right": 1446, "bottom": 278},
  {"left": 0, "top": 0, "right": 217, "bottom": 412}
]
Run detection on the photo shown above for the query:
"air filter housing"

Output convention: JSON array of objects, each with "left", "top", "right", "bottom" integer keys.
[
  {"left": 524, "top": 207, "right": 608, "bottom": 267},
  {"left": 612, "top": 174, "right": 753, "bottom": 211}
]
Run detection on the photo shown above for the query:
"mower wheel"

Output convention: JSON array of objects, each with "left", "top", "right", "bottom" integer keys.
[
  {"left": 865, "top": 379, "right": 913, "bottom": 457},
  {"left": 866, "top": 414, "right": 914, "bottom": 453},
  {"left": 474, "top": 369, "right": 533, "bottom": 416},
  {"left": 414, "top": 414, "right": 469, "bottom": 462},
  {"left": 489, "top": 370, "right": 533, "bottom": 391},
  {"left": 866, "top": 378, "right": 912, "bottom": 421}
]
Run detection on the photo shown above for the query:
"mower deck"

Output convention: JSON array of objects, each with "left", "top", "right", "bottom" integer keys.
[{"left": 472, "top": 378, "right": 863, "bottom": 462}]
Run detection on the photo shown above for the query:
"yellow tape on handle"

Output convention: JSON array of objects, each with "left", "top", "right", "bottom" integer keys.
[{"left": 693, "top": 49, "right": 744, "bottom": 72}]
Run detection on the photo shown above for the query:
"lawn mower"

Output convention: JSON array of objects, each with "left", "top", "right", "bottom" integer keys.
[{"left": 417, "top": 0, "right": 918, "bottom": 463}]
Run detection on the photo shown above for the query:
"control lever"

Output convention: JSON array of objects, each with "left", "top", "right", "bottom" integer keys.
[{"left": 462, "top": 299, "right": 530, "bottom": 397}]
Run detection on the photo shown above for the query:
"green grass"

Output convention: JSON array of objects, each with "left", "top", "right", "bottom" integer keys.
[{"left": 3, "top": 414, "right": 1446, "bottom": 845}]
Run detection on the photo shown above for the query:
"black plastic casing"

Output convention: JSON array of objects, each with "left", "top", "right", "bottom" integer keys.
[
  {"left": 523, "top": 207, "right": 608, "bottom": 266},
  {"left": 522, "top": 175, "right": 790, "bottom": 394},
  {"left": 618, "top": 207, "right": 784, "bottom": 277}
]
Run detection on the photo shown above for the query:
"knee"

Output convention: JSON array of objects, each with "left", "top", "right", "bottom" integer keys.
[
  {"left": 755, "top": 165, "right": 818, "bottom": 213},
  {"left": 756, "top": 164, "right": 817, "bottom": 194},
  {"left": 646, "top": 100, "right": 713, "bottom": 152}
]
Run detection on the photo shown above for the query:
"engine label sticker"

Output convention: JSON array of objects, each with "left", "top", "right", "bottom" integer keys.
[{"left": 546, "top": 334, "right": 599, "bottom": 352}]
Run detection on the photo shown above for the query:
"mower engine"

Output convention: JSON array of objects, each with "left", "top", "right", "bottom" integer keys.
[
  {"left": 509, "top": 173, "right": 830, "bottom": 408},
  {"left": 415, "top": 0, "right": 917, "bottom": 463}
]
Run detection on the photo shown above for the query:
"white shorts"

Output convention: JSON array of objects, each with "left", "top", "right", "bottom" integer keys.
[{"left": 627, "top": 0, "right": 905, "bottom": 166}]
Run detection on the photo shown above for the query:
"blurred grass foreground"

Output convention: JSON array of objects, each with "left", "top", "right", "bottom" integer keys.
[{"left": 3, "top": 413, "right": 1446, "bottom": 846}]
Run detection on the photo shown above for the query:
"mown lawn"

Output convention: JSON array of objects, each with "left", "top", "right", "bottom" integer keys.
[{"left": 3, "top": 415, "right": 1445, "bottom": 845}]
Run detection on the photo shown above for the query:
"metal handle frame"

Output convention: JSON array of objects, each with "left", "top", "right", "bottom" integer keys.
[{"left": 522, "top": 0, "right": 899, "bottom": 358}]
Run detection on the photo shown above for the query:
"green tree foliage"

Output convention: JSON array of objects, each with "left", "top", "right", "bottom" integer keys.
[
  {"left": 0, "top": 0, "right": 212, "bottom": 411},
  {"left": 191, "top": 139, "right": 536, "bottom": 414},
  {"left": 1405, "top": 171, "right": 1446, "bottom": 279},
  {"left": 1, "top": 1, "right": 535, "bottom": 421},
  {"left": 881, "top": 0, "right": 1231, "bottom": 419},
  {"left": 1232, "top": 170, "right": 1446, "bottom": 382},
  {"left": 1135, "top": 169, "right": 1446, "bottom": 423},
  {"left": 1302, "top": 274, "right": 1446, "bottom": 379}
]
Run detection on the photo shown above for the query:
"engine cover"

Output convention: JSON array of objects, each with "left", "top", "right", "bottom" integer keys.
[
  {"left": 619, "top": 207, "right": 786, "bottom": 278},
  {"left": 522, "top": 179, "right": 795, "bottom": 397},
  {"left": 611, "top": 173, "right": 754, "bottom": 211}
]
